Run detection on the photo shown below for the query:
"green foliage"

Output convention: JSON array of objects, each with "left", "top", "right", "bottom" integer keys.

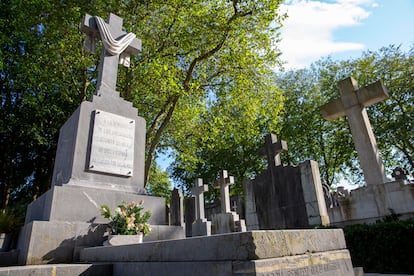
[
  {"left": 276, "top": 45, "right": 414, "bottom": 186},
  {"left": 100, "top": 201, "right": 151, "bottom": 236},
  {"left": 146, "top": 163, "right": 172, "bottom": 204},
  {"left": 0, "top": 210, "right": 19, "bottom": 233},
  {"left": 344, "top": 218, "right": 414, "bottom": 274},
  {"left": 1, "top": 0, "right": 287, "bottom": 209}
]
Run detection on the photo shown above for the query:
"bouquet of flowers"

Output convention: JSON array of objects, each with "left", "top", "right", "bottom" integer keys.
[{"left": 100, "top": 200, "right": 151, "bottom": 236}]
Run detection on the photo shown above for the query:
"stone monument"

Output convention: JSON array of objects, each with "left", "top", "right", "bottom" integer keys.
[
  {"left": 191, "top": 178, "right": 211, "bottom": 236},
  {"left": 320, "top": 77, "right": 388, "bottom": 186},
  {"left": 210, "top": 170, "right": 246, "bottom": 234},
  {"left": 16, "top": 13, "right": 183, "bottom": 265},
  {"left": 321, "top": 77, "right": 414, "bottom": 226},
  {"left": 244, "top": 134, "right": 329, "bottom": 230}
]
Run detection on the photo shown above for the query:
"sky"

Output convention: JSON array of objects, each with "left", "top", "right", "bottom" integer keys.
[{"left": 278, "top": 0, "right": 414, "bottom": 69}]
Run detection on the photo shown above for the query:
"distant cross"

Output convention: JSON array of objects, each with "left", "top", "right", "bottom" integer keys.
[
  {"left": 320, "top": 77, "right": 389, "bottom": 186},
  {"left": 191, "top": 178, "right": 208, "bottom": 221},
  {"left": 260, "top": 134, "right": 288, "bottom": 168},
  {"left": 231, "top": 201, "right": 238, "bottom": 213},
  {"left": 214, "top": 170, "right": 234, "bottom": 213},
  {"left": 81, "top": 13, "right": 141, "bottom": 95}
]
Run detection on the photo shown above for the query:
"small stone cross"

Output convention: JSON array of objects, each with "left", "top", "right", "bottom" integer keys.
[
  {"left": 191, "top": 178, "right": 208, "bottom": 221},
  {"left": 81, "top": 13, "right": 141, "bottom": 95},
  {"left": 260, "top": 134, "right": 288, "bottom": 168},
  {"left": 214, "top": 170, "right": 234, "bottom": 213},
  {"left": 231, "top": 201, "right": 238, "bottom": 213},
  {"left": 320, "top": 77, "right": 388, "bottom": 186}
]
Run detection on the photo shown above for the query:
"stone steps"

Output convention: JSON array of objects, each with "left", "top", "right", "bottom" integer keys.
[
  {"left": 80, "top": 229, "right": 355, "bottom": 276},
  {"left": 0, "top": 263, "right": 112, "bottom": 276}
]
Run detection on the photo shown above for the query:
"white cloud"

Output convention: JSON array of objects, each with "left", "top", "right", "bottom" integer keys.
[{"left": 279, "top": 0, "right": 376, "bottom": 69}]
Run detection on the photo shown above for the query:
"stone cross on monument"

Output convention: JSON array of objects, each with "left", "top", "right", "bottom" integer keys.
[
  {"left": 191, "top": 178, "right": 211, "bottom": 236},
  {"left": 214, "top": 170, "right": 234, "bottom": 213},
  {"left": 191, "top": 178, "right": 209, "bottom": 221},
  {"left": 81, "top": 13, "right": 141, "bottom": 95},
  {"left": 260, "top": 134, "right": 288, "bottom": 168},
  {"left": 321, "top": 77, "right": 389, "bottom": 186}
]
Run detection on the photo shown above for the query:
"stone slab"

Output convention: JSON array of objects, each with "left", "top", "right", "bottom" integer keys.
[
  {"left": 113, "top": 261, "right": 232, "bottom": 276},
  {"left": 24, "top": 185, "right": 166, "bottom": 225},
  {"left": 107, "top": 250, "right": 353, "bottom": 276},
  {"left": 17, "top": 221, "right": 106, "bottom": 265},
  {"left": 328, "top": 181, "right": 414, "bottom": 226},
  {"left": 81, "top": 229, "right": 347, "bottom": 262},
  {"left": 0, "top": 264, "right": 112, "bottom": 276},
  {"left": 232, "top": 249, "right": 353, "bottom": 275},
  {"left": 17, "top": 221, "right": 184, "bottom": 265}
]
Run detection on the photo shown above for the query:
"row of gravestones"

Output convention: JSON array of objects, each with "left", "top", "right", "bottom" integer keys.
[{"left": 168, "top": 134, "right": 331, "bottom": 238}]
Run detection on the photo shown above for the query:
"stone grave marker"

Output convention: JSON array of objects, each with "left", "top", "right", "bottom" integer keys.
[
  {"left": 244, "top": 134, "right": 329, "bottom": 230},
  {"left": 16, "top": 13, "right": 184, "bottom": 265},
  {"left": 211, "top": 170, "right": 246, "bottom": 234},
  {"left": 260, "top": 133, "right": 288, "bottom": 168},
  {"left": 170, "top": 188, "right": 184, "bottom": 227},
  {"left": 191, "top": 178, "right": 211, "bottom": 236},
  {"left": 321, "top": 77, "right": 388, "bottom": 186}
]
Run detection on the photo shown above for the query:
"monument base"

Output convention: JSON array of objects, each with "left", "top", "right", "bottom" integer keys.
[
  {"left": 17, "top": 221, "right": 184, "bottom": 265},
  {"left": 17, "top": 185, "right": 185, "bottom": 265},
  {"left": 81, "top": 229, "right": 355, "bottom": 276},
  {"left": 24, "top": 185, "right": 167, "bottom": 224},
  {"left": 329, "top": 180, "right": 414, "bottom": 226}
]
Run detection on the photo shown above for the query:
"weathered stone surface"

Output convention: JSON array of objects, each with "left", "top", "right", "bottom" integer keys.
[
  {"left": 170, "top": 188, "right": 184, "bottom": 226},
  {"left": 17, "top": 221, "right": 106, "bottom": 265},
  {"left": 253, "top": 166, "right": 308, "bottom": 229},
  {"left": 321, "top": 77, "right": 388, "bottom": 186},
  {"left": 0, "top": 264, "right": 112, "bottom": 276},
  {"left": 113, "top": 262, "right": 232, "bottom": 276},
  {"left": 81, "top": 229, "right": 347, "bottom": 263},
  {"left": 329, "top": 181, "right": 414, "bottom": 226},
  {"left": 110, "top": 250, "right": 353, "bottom": 276},
  {"left": 145, "top": 225, "right": 185, "bottom": 241},
  {"left": 232, "top": 250, "right": 353, "bottom": 276},
  {"left": 17, "top": 221, "right": 184, "bottom": 265},
  {"left": 243, "top": 179, "right": 259, "bottom": 230},
  {"left": 51, "top": 98, "right": 146, "bottom": 193},
  {"left": 24, "top": 185, "right": 166, "bottom": 225},
  {"left": 299, "top": 160, "right": 330, "bottom": 226}
]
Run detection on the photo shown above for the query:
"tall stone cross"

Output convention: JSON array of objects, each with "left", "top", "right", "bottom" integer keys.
[
  {"left": 214, "top": 170, "right": 234, "bottom": 213},
  {"left": 260, "top": 134, "right": 288, "bottom": 168},
  {"left": 320, "top": 77, "right": 389, "bottom": 186},
  {"left": 81, "top": 13, "right": 141, "bottom": 95},
  {"left": 191, "top": 178, "right": 209, "bottom": 221}
]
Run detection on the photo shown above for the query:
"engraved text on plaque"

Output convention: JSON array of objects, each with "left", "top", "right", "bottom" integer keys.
[{"left": 89, "top": 110, "right": 135, "bottom": 176}]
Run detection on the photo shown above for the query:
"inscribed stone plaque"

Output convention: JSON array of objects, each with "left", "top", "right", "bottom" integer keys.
[{"left": 89, "top": 109, "right": 135, "bottom": 176}]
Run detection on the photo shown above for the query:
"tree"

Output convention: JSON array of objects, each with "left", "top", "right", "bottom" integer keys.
[
  {"left": 275, "top": 45, "right": 414, "bottom": 186},
  {"left": 0, "top": 0, "right": 287, "bottom": 209},
  {"left": 116, "top": 0, "right": 287, "bottom": 186},
  {"left": 146, "top": 164, "right": 172, "bottom": 205}
]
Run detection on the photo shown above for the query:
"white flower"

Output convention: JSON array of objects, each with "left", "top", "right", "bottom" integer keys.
[{"left": 115, "top": 207, "right": 122, "bottom": 215}]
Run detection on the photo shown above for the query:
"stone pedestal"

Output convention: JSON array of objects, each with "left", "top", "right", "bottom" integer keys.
[
  {"left": 24, "top": 185, "right": 166, "bottom": 225},
  {"left": 211, "top": 212, "right": 246, "bottom": 234},
  {"left": 192, "top": 219, "right": 212, "bottom": 237},
  {"left": 52, "top": 95, "right": 146, "bottom": 193},
  {"left": 81, "top": 229, "right": 355, "bottom": 276},
  {"left": 328, "top": 180, "right": 414, "bottom": 226},
  {"left": 17, "top": 184, "right": 173, "bottom": 264}
]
